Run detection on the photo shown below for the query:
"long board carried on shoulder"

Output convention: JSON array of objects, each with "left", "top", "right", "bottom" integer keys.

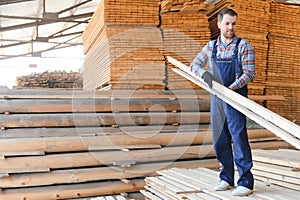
[{"left": 167, "top": 56, "right": 300, "bottom": 150}]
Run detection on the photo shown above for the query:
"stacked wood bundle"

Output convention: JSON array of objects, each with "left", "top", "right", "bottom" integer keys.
[
  {"left": 82, "top": 0, "right": 165, "bottom": 90},
  {"left": 14, "top": 70, "right": 83, "bottom": 89},
  {"left": 252, "top": 149, "right": 300, "bottom": 191},
  {"left": 141, "top": 165, "right": 300, "bottom": 199},
  {"left": 160, "top": 0, "right": 213, "bottom": 13},
  {"left": 265, "top": 3, "right": 300, "bottom": 124},
  {"left": 0, "top": 89, "right": 288, "bottom": 199},
  {"left": 160, "top": 10, "right": 211, "bottom": 90},
  {"left": 206, "top": 0, "right": 270, "bottom": 96}
]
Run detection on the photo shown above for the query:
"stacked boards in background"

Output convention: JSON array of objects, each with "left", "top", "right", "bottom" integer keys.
[
  {"left": 82, "top": 0, "right": 165, "bottom": 90},
  {"left": 160, "top": 0, "right": 212, "bottom": 90},
  {"left": 82, "top": 0, "right": 212, "bottom": 90},
  {"left": 266, "top": 3, "right": 300, "bottom": 124}
]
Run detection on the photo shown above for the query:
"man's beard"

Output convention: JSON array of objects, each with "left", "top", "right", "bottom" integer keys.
[{"left": 222, "top": 31, "right": 234, "bottom": 39}]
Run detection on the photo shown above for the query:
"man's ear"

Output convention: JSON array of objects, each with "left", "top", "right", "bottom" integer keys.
[{"left": 217, "top": 21, "right": 221, "bottom": 29}]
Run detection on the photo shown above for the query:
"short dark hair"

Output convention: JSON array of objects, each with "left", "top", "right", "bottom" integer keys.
[{"left": 218, "top": 8, "right": 237, "bottom": 22}]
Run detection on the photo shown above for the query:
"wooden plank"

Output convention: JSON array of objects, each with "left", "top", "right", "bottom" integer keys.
[
  {"left": 0, "top": 98, "right": 210, "bottom": 113},
  {"left": 0, "top": 145, "right": 216, "bottom": 172},
  {"left": 0, "top": 112, "right": 211, "bottom": 128},
  {"left": 252, "top": 168, "right": 300, "bottom": 185},
  {"left": 252, "top": 149, "right": 300, "bottom": 168},
  {"left": 0, "top": 129, "right": 274, "bottom": 153},
  {"left": 0, "top": 89, "right": 210, "bottom": 100},
  {"left": 0, "top": 124, "right": 211, "bottom": 138},
  {"left": 0, "top": 178, "right": 144, "bottom": 200},
  {"left": 253, "top": 161, "right": 300, "bottom": 179},
  {"left": 167, "top": 56, "right": 300, "bottom": 149},
  {"left": 140, "top": 189, "right": 163, "bottom": 200}
]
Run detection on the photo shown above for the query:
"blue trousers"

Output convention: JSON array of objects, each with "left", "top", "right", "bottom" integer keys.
[{"left": 211, "top": 94, "right": 254, "bottom": 189}]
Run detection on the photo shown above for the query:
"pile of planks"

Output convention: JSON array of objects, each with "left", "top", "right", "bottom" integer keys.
[
  {"left": 206, "top": 0, "right": 271, "bottom": 96},
  {"left": 160, "top": 0, "right": 212, "bottom": 13},
  {"left": 161, "top": 10, "right": 211, "bottom": 90},
  {"left": 0, "top": 89, "right": 289, "bottom": 199},
  {"left": 15, "top": 70, "right": 83, "bottom": 89},
  {"left": 141, "top": 161, "right": 300, "bottom": 199},
  {"left": 265, "top": 3, "right": 300, "bottom": 124},
  {"left": 252, "top": 149, "right": 300, "bottom": 191},
  {"left": 82, "top": 0, "right": 165, "bottom": 90},
  {"left": 82, "top": 0, "right": 214, "bottom": 90}
]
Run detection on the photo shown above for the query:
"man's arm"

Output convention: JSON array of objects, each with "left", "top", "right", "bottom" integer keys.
[
  {"left": 229, "top": 41, "right": 256, "bottom": 90},
  {"left": 190, "top": 44, "right": 213, "bottom": 88}
]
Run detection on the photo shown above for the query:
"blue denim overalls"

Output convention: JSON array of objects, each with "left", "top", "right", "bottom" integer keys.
[{"left": 211, "top": 37, "right": 254, "bottom": 190}]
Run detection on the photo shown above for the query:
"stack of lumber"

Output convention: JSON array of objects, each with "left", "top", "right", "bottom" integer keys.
[
  {"left": 14, "top": 70, "right": 83, "bottom": 89},
  {"left": 160, "top": 10, "right": 211, "bottom": 90},
  {"left": 160, "top": 0, "right": 213, "bottom": 13},
  {"left": 0, "top": 89, "right": 289, "bottom": 199},
  {"left": 206, "top": 0, "right": 270, "bottom": 96},
  {"left": 141, "top": 164, "right": 300, "bottom": 199},
  {"left": 82, "top": 0, "right": 165, "bottom": 90},
  {"left": 265, "top": 3, "right": 300, "bottom": 124},
  {"left": 252, "top": 149, "right": 300, "bottom": 191}
]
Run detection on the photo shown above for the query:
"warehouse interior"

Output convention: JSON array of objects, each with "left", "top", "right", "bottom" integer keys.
[{"left": 0, "top": 0, "right": 299, "bottom": 199}]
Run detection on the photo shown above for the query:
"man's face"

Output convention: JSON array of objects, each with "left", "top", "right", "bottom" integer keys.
[{"left": 218, "top": 14, "right": 237, "bottom": 40}]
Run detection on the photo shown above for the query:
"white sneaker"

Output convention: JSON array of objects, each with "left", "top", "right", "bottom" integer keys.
[
  {"left": 214, "top": 180, "right": 232, "bottom": 191},
  {"left": 232, "top": 186, "right": 253, "bottom": 196}
]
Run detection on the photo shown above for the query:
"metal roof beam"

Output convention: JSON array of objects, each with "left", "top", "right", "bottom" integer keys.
[
  {"left": 0, "top": 12, "right": 93, "bottom": 32},
  {"left": 0, "top": 0, "right": 34, "bottom": 6},
  {"left": 57, "top": 0, "right": 93, "bottom": 14}
]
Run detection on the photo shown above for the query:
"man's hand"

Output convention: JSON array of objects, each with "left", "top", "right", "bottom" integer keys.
[{"left": 201, "top": 71, "right": 213, "bottom": 88}]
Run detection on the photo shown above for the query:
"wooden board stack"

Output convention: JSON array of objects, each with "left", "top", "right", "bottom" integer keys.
[
  {"left": 265, "top": 3, "right": 300, "bottom": 124},
  {"left": 160, "top": 10, "right": 211, "bottom": 90},
  {"left": 206, "top": 0, "right": 270, "bottom": 96},
  {"left": 0, "top": 89, "right": 289, "bottom": 199},
  {"left": 252, "top": 149, "right": 300, "bottom": 191},
  {"left": 15, "top": 70, "right": 83, "bottom": 89},
  {"left": 141, "top": 164, "right": 300, "bottom": 199},
  {"left": 82, "top": 0, "right": 165, "bottom": 90}
]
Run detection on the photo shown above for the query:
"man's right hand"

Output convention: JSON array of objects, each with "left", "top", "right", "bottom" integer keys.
[{"left": 201, "top": 71, "right": 213, "bottom": 88}]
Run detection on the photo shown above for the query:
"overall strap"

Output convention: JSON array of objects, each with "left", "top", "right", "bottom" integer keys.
[
  {"left": 212, "top": 39, "right": 218, "bottom": 59},
  {"left": 233, "top": 38, "right": 242, "bottom": 57},
  {"left": 234, "top": 38, "right": 242, "bottom": 77}
]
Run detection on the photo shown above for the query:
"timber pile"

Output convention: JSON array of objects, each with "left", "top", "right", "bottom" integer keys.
[
  {"left": 206, "top": 0, "right": 270, "bottom": 96},
  {"left": 14, "top": 70, "right": 83, "bottom": 89},
  {"left": 252, "top": 149, "right": 300, "bottom": 191},
  {"left": 82, "top": 0, "right": 214, "bottom": 90},
  {"left": 161, "top": 9, "right": 211, "bottom": 90},
  {"left": 265, "top": 3, "right": 300, "bottom": 124},
  {"left": 0, "top": 89, "right": 290, "bottom": 199},
  {"left": 160, "top": 0, "right": 212, "bottom": 13},
  {"left": 82, "top": 0, "right": 165, "bottom": 90},
  {"left": 141, "top": 161, "right": 300, "bottom": 199}
]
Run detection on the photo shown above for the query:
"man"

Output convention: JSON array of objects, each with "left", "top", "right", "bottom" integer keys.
[{"left": 190, "top": 8, "right": 256, "bottom": 196}]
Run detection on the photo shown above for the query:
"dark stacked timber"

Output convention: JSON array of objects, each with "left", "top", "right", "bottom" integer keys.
[
  {"left": 14, "top": 71, "right": 83, "bottom": 89},
  {"left": 0, "top": 89, "right": 289, "bottom": 199},
  {"left": 265, "top": 3, "right": 300, "bottom": 124}
]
